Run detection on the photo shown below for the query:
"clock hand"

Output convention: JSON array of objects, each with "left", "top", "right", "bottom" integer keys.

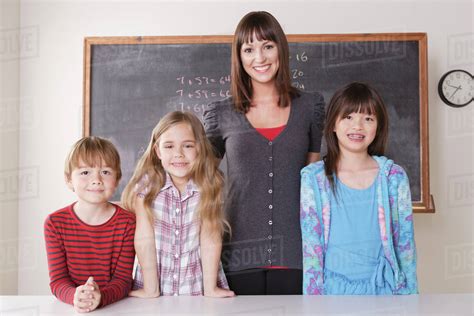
[
  {"left": 447, "top": 83, "right": 459, "bottom": 89},
  {"left": 450, "top": 86, "right": 461, "bottom": 98}
]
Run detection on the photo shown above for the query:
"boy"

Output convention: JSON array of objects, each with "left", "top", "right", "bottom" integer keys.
[{"left": 44, "top": 136, "right": 136, "bottom": 313}]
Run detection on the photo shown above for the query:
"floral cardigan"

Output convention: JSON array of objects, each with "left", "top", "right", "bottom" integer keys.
[{"left": 300, "top": 156, "right": 418, "bottom": 295}]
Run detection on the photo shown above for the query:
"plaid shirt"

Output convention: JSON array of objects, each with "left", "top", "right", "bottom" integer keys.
[{"left": 133, "top": 173, "right": 228, "bottom": 296}]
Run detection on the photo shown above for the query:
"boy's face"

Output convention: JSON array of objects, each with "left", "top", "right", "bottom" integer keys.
[{"left": 66, "top": 159, "right": 118, "bottom": 207}]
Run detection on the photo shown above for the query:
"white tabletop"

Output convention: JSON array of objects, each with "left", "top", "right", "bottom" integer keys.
[{"left": 1, "top": 294, "right": 473, "bottom": 315}]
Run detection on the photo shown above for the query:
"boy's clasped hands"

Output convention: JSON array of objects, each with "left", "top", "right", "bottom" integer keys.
[{"left": 73, "top": 276, "right": 101, "bottom": 313}]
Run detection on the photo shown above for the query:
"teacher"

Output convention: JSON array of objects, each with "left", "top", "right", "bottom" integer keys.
[{"left": 203, "top": 11, "right": 325, "bottom": 295}]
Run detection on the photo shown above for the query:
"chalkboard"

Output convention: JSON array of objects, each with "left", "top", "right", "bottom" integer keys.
[{"left": 83, "top": 34, "right": 434, "bottom": 212}]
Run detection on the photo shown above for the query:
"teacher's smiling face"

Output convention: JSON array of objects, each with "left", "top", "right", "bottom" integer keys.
[{"left": 240, "top": 35, "right": 279, "bottom": 86}]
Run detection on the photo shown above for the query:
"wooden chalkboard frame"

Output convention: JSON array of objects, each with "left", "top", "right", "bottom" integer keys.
[{"left": 83, "top": 33, "right": 434, "bottom": 213}]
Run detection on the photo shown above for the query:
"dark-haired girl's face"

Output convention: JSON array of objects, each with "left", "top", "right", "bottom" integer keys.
[
  {"left": 240, "top": 34, "right": 279, "bottom": 87},
  {"left": 334, "top": 111, "right": 378, "bottom": 155}
]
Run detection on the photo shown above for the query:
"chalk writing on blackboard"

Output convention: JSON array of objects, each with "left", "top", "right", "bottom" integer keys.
[{"left": 84, "top": 34, "right": 432, "bottom": 212}]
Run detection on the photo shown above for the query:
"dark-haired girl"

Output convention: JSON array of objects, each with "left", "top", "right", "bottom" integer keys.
[
  {"left": 203, "top": 11, "right": 325, "bottom": 295},
  {"left": 300, "top": 82, "right": 418, "bottom": 295}
]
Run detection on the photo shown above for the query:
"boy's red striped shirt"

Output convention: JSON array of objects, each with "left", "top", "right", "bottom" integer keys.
[{"left": 44, "top": 203, "right": 136, "bottom": 307}]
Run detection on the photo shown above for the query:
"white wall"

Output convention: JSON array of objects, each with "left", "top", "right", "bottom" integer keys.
[
  {"left": 16, "top": 0, "right": 473, "bottom": 295},
  {"left": 0, "top": 0, "right": 20, "bottom": 295}
]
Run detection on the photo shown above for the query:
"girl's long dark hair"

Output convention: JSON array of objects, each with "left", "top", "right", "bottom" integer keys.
[{"left": 323, "top": 82, "right": 389, "bottom": 192}]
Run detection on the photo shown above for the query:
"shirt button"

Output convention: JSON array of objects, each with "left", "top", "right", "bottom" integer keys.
[
  {"left": 269, "top": 156, "right": 272, "bottom": 161},
  {"left": 269, "top": 220, "right": 273, "bottom": 225},
  {"left": 268, "top": 141, "right": 273, "bottom": 146},
  {"left": 268, "top": 189, "right": 272, "bottom": 194},
  {"left": 268, "top": 205, "right": 273, "bottom": 209},
  {"left": 173, "top": 274, "right": 178, "bottom": 280},
  {"left": 175, "top": 230, "right": 179, "bottom": 235},
  {"left": 174, "top": 253, "right": 179, "bottom": 259},
  {"left": 174, "top": 293, "right": 178, "bottom": 296},
  {"left": 268, "top": 235, "right": 272, "bottom": 240},
  {"left": 268, "top": 259, "right": 272, "bottom": 264},
  {"left": 269, "top": 172, "right": 273, "bottom": 177},
  {"left": 175, "top": 208, "right": 180, "bottom": 214},
  {"left": 267, "top": 248, "right": 272, "bottom": 253}
]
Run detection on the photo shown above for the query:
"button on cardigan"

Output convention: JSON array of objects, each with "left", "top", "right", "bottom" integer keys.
[{"left": 203, "top": 91, "right": 325, "bottom": 272}]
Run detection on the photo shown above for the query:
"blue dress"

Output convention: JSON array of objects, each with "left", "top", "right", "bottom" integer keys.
[{"left": 324, "top": 176, "right": 395, "bottom": 295}]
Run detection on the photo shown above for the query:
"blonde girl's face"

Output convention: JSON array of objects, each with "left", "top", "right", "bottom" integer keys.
[
  {"left": 155, "top": 122, "right": 198, "bottom": 189},
  {"left": 334, "top": 111, "right": 378, "bottom": 156},
  {"left": 240, "top": 34, "right": 279, "bottom": 87}
]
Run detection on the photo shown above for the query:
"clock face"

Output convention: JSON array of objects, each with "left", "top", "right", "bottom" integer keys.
[{"left": 439, "top": 70, "right": 473, "bottom": 107}]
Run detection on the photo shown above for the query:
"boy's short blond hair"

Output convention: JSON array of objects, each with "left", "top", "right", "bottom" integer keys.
[{"left": 64, "top": 136, "right": 122, "bottom": 181}]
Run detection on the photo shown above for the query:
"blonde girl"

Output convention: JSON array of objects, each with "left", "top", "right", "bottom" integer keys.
[
  {"left": 122, "top": 111, "right": 234, "bottom": 297},
  {"left": 300, "top": 82, "right": 418, "bottom": 295}
]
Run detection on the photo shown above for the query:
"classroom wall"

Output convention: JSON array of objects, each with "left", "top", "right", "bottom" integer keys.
[
  {"left": 0, "top": 0, "right": 20, "bottom": 295},
  {"left": 13, "top": 0, "right": 473, "bottom": 294}
]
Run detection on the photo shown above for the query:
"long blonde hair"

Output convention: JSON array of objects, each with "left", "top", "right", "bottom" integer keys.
[{"left": 122, "top": 111, "right": 228, "bottom": 235}]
